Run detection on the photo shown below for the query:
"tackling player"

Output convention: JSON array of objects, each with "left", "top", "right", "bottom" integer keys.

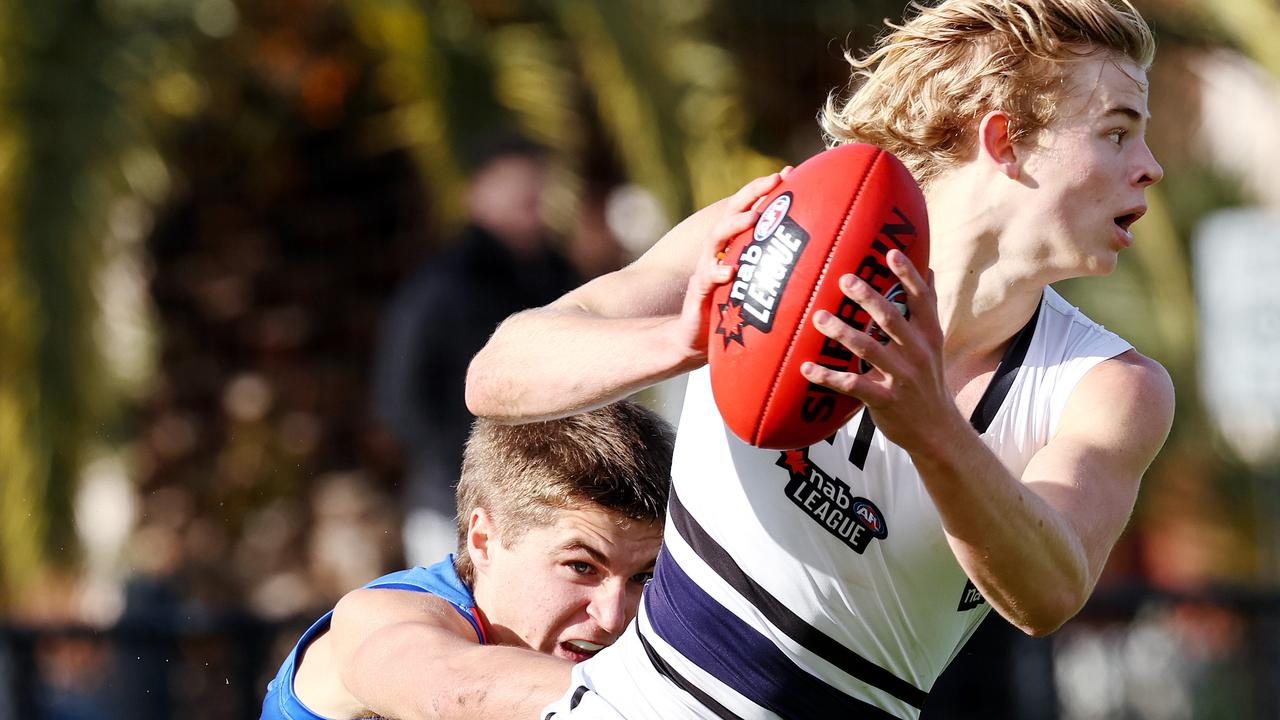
[{"left": 259, "top": 401, "right": 672, "bottom": 720}]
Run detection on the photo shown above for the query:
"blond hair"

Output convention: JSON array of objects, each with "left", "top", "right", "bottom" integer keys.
[
  {"left": 453, "top": 401, "right": 674, "bottom": 585},
  {"left": 820, "top": 0, "right": 1155, "bottom": 187}
]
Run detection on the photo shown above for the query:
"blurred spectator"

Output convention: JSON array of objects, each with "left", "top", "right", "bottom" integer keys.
[
  {"left": 372, "top": 134, "right": 579, "bottom": 566},
  {"left": 567, "top": 188, "right": 629, "bottom": 280}
]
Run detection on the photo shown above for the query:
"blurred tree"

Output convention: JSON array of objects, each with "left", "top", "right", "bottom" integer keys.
[
  {"left": 130, "top": 0, "right": 425, "bottom": 620},
  {"left": 345, "top": 0, "right": 786, "bottom": 232},
  {"left": 1201, "top": 0, "right": 1280, "bottom": 79},
  {"left": 0, "top": 0, "right": 46, "bottom": 599},
  {"left": 0, "top": 0, "right": 198, "bottom": 608}
]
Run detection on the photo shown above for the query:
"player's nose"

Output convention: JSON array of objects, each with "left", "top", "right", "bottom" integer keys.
[
  {"left": 587, "top": 581, "right": 630, "bottom": 636},
  {"left": 1135, "top": 141, "right": 1164, "bottom": 187}
]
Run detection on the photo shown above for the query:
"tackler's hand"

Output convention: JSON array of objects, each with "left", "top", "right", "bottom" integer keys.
[
  {"left": 673, "top": 168, "right": 791, "bottom": 362},
  {"left": 800, "top": 249, "right": 953, "bottom": 452}
]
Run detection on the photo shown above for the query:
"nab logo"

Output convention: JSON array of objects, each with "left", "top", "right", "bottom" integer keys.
[
  {"left": 716, "top": 192, "right": 811, "bottom": 348},
  {"left": 777, "top": 449, "right": 887, "bottom": 554},
  {"left": 957, "top": 579, "right": 986, "bottom": 612}
]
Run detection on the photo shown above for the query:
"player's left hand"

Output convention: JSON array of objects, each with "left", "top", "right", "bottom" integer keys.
[
  {"left": 799, "top": 249, "right": 956, "bottom": 452},
  {"left": 672, "top": 166, "right": 793, "bottom": 363}
]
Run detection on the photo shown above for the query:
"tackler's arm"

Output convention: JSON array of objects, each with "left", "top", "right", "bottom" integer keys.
[{"left": 330, "top": 587, "right": 571, "bottom": 720}]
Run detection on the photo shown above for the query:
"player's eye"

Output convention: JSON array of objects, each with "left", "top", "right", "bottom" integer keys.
[
  {"left": 630, "top": 571, "right": 654, "bottom": 586},
  {"left": 1107, "top": 128, "right": 1127, "bottom": 144},
  {"left": 568, "top": 561, "right": 594, "bottom": 575}
]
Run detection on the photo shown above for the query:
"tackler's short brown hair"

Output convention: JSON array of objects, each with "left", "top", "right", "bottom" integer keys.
[{"left": 454, "top": 401, "right": 674, "bottom": 585}]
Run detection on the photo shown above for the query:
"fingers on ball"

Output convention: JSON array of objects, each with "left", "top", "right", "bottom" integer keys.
[
  {"left": 733, "top": 172, "right": 781, "bottom": 211},
  {"left": 839, "top": 275, "right": 909, "bottom": 340},
  {"left": 812, "top": 310, "right": 883, "bottom": 362}
]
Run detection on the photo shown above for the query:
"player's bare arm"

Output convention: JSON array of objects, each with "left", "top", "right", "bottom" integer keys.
[
  {"left": 466, "top": 172, "right": 786, "bottom": 422},
  {"left": 999, "top": 353, "right": 1172, "bottom": 622},
  {"left": 803, "top": 250, "right": 1174, "bottom": 635},
  {"left": 314, "top": 587, "right": 572, "bottom": 720},
  {"left": 913, "top": 351, "right": 1172, "bottom": 636}
]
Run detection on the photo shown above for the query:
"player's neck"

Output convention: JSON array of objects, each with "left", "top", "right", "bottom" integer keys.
[
  {"left": 926, "top": 180, "right": 1046, "bottom": 362},
  {"left": 469, "top": 582, "right": 513, "bottom": 649},
  {"left": 934, "top": 261, "right": 1042, "bottom": 363}
]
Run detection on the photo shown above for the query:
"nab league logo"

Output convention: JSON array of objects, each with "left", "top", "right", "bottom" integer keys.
[
  {"left": 859, "top": 282, "right": 909, "bottom": 373},
  {"left": 776, "top": 449, "right": 887, "bottom": 554},
  {"left": 957, "top": 579, "right": 986, "bottom": 612},
  {"left": 716, "top": 192, "right": 811, "bottom": 348}
]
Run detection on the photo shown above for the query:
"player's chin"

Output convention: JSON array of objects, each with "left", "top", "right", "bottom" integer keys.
[
  {"left": 1089, "top": 253, "right": 1120, "bottom": 276},
  {"left": 1076, "top": 247, "right": 1120, "bottom": 277},
  {"left": 554, "top": 639, "right": 609, "bottom": 663}
]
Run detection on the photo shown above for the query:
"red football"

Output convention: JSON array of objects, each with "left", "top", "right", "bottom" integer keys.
[{"left": 707, "top": 144, "right": 930, "bottom": 449}]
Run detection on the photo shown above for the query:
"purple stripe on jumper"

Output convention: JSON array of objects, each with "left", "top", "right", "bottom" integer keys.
[{"left": 644, "top": 547, "right": 900, "bottom": 720}]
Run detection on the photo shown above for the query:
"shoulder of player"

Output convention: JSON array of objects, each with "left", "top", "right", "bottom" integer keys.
[
  {"left": 1088, "top": 349, "right": 1173, "bottom": 405},
  {"left": 1059, "top": 349, "right": 1174, "bottom": 445},
  {"left": 332, "top": 586, "right": 477, "bottom": 642}
]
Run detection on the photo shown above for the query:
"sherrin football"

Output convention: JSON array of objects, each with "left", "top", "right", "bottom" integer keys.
[{"left": 707, "top": 144, "right": 930, "bottom": 450}]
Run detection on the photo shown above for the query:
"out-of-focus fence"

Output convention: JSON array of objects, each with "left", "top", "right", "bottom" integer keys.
[
  {"left": 2, "top": 585, "right": 1277, "bottom": 719},
  {"left": 929, "top": 584, "right": 1280, "bottom": 720},
  {"left": 0, "top": 611, "right": 309, "bottom": 720}
]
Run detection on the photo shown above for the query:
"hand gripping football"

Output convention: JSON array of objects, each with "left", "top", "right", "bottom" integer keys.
[{"left": 707, "top": 144, "right": 930, "bottom": 449}]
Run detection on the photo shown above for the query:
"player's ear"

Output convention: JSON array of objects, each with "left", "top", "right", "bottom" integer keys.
[
  {"left": 978, "top": 110, "right": 1020, "bottom": 181},
  {"left": 467, "top": 507, "right": 497, "bottom": 573}
]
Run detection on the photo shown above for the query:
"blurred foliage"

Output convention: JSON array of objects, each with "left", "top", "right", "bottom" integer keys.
[
  {"left": 0, "top": 0, "right": 199, "bottom": 607},
  {"left": 343, "top": 0, "right": 785, "bottom": 228},
  {"left": 1200, "top": 0, "right": 1280, "bottom": 79},
  {"left": 3, "top": 0, "right": 1280, "bottom": 612},
  {"left": 129, "top": 0, "right": 420, "bottom": 616}
]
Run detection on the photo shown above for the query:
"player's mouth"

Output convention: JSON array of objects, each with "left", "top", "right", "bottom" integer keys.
[
  {"left": 558, "top": 639, "right": 607, "bottom": 662},
  {"left": 1112, "top": 207, "right": 1145, "bottom": 247}
]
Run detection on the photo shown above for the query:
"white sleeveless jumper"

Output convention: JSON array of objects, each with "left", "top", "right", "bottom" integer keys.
[{"left": 545, "top": 287, "right": 1132, "bottom": 720}]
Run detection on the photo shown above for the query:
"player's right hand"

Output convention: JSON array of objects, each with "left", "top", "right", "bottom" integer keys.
[{"left": 673, "top": 168, "right": 790, "bottom": 364}]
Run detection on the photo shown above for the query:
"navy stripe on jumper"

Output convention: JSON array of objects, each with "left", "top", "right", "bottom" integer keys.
[
  {"left": 848, "top": 294, "right": 1043, "bottom": 466},
  {"left": 970, "top": 298, "right": 1041, "bottom": 434},
  {"left": 646, "top": 546, "right": 902, "bottom": 720},
  {"left": 666, "top": 488, "right": 928, "bottom": 709},
  {"left": 634, "top": 625, "right": 744, "bottom": 720}
]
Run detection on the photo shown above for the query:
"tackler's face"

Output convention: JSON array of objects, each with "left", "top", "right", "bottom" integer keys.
[
  {"left": 470, "top": 503, "right": 661, "bottom": 662},
  {"left": 1014, "top": 53, "right": 1164, "bottom": 277}
]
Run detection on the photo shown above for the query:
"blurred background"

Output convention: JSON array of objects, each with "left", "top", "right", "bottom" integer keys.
[{"left": 0, "top": 0, "right": 1278, "bottom": 717}]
